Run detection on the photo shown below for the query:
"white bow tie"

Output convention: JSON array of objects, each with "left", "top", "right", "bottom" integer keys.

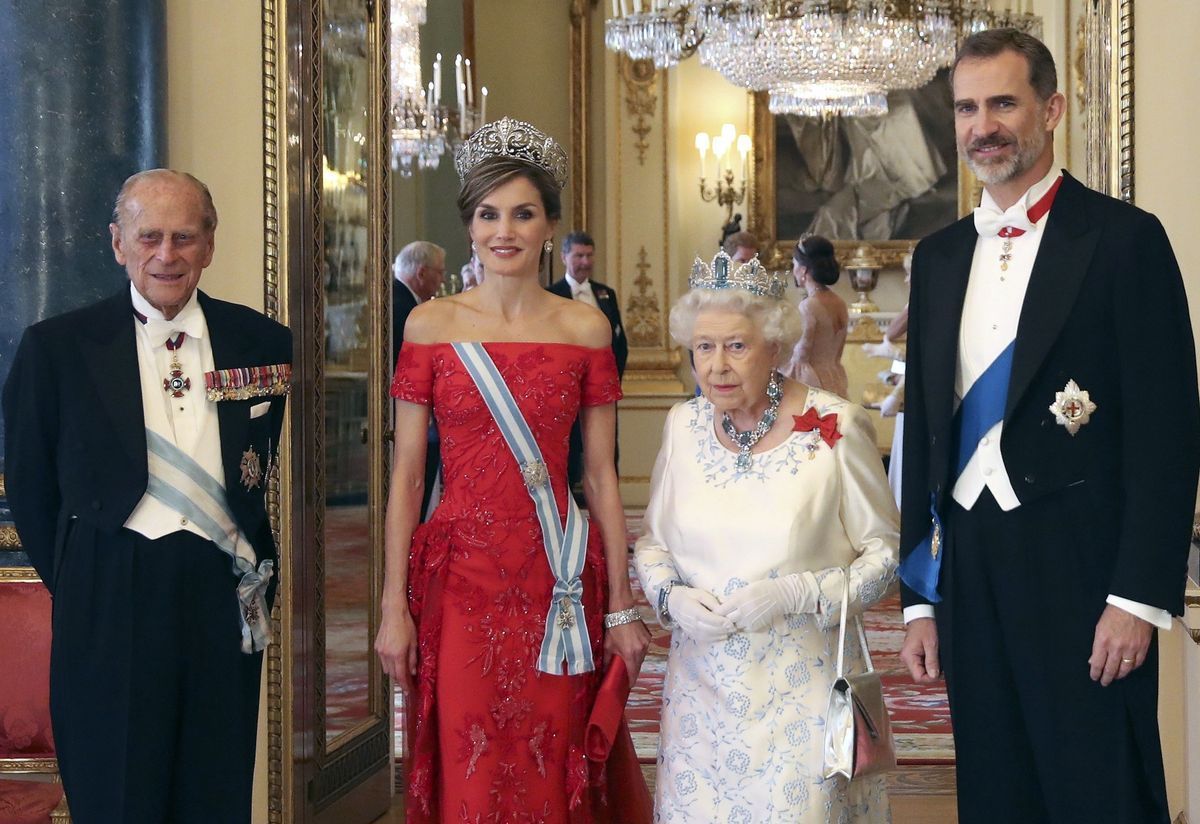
[
  {"left": 973, "top": 201, "right": 1036, "bottom": 239},
  {"left": 143, "top": 310, "right": 205, "bottom": 345}
]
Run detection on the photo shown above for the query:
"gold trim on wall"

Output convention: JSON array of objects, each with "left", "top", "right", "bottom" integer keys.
[
  {"left": 626, "top": 246, "right": 663, "bottom": 347},
  {"left": 569, "top": 0, "right": 594, "bottom": 229},
  {"left": 621, "top": 56, "right": 657, "bottom": 167}
]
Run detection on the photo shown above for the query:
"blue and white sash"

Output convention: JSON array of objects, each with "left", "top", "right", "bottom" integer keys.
[
  {"left": 145, "top": 429, "right": 274, "bottom": 653},
  {"left": 452, "top": 343, "right": 595, "bottom": 675},
  {"left": 898, "top": 340, "right": 1015, "bottom": 603}
]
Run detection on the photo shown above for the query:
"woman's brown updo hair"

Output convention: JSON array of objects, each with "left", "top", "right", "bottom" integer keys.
[
  {"left": 456, "top": 156, "right": 563, "bottom": 226},
  {"left": 793, "top": 235, "right": 840, "bottom": 286}
]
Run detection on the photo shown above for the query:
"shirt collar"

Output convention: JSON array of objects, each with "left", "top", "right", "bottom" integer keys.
[
  {"left": 396, "top": 277, "right": 423, "bottom": 304},
  {"left": 978, "top": 164, "right": 1063, "bottom": 225},
  {"left": 129, "top": 283, "right": 205, "bottom": 339},
  {"left": 564, "top": 272, "right": 591, "bottom": 293}
]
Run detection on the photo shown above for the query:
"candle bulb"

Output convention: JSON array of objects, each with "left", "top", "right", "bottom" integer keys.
[
  {"left": 480, "top": 86, "right": 488, "bottom": 125},
  {"left": 455, "top": 54, "right": 464, "bottom": 106},
  {"left": 464, "top": 58, "right": 473, "bottom": 107},
  {"left": 612, "top": 0, "right": 619, "bottom": 16},
  {"left": 434, "top": 53, "right": 442, "bottom": 104},
  {"left": 695, "top": 132, "right": 710, "bottom": 179},
  {"left": 737, "top": 133, "right": 752, "bottom": 183}
]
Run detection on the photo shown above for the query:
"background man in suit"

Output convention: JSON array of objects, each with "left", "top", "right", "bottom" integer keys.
[
  {"left": 392, "top": 240, "right": 444, "bottom": 520},
  {"left": 897, "top": 30, "right": 1198, "bottom": 824},
  {"left": 3, "top": 170, "right": 292, "bottom": 823},
  {"left": 549, "top": 231, "right": 627, "bottom": 492}
]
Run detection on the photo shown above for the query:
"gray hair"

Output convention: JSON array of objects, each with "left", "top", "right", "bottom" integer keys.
[
  {"left": 669, "top": 288, "right": 803, "bottom": 369},
  {"left": 394, "top": 240, "right": 445, "bottom": 278},
  {"left": 112, "top": 169, "right": 218, "bottom": 232}
]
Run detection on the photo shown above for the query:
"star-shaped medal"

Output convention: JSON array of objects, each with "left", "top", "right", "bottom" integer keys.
[
  {"left": 240, "top": 447, "right": 263, "bottom": 489},
  {"left": 1049, "top": 379, "right": 1097, "bottom": 436}
]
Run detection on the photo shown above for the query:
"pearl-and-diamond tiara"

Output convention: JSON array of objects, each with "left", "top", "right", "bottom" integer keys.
[
  {"left": 454, "top": 117, "right": 569, "bottom": 191},
  {"left": 688, "top": 249, "right": 787, "bottom": 300}
]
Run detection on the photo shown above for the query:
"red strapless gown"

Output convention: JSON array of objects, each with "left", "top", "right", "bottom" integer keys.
[{"left": 391, "top": 342, "right": 622, "bottom": 823}]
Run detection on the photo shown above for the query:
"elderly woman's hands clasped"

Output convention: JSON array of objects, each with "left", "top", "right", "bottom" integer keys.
[{"left": 671, "top": 573, "right": 822, "bottom": 639}]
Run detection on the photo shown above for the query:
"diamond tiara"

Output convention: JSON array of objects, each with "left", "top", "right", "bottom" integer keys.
[
  {"left": 688, "top": 250, "right": 787, "bottom": 300},
  {"left": 454, "top": 117, "right": 569, "bottom": 191}
]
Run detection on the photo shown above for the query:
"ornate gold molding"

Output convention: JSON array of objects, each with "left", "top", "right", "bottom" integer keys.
[
  {"left": 621, "top": 56, "right": 657, "bottom": 166},
  {"left": 0, "top": 566, "right": 40, "bottom": 581},
  {"left": 261, "top": 0, "right": 286, "bottom": 819},
  {"left": 569, "top": 0, "right": 593, "bottom": 228},
  {"left": 626, "top": 247, "right": 664, "bottom": 348},
  {"left": 1083, "top": 0, "right": 1134, "bottom": 201}
]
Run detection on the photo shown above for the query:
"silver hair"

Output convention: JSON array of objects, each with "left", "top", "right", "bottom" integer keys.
[
  {"left": 112, "top": 169, "right": 218, "bottom": 232},
  {"left": 669, "top": 288, "right": 803, "bottom": 369},
  {"left": 394, "top": 240, "right": 445, "bottom": 278}
]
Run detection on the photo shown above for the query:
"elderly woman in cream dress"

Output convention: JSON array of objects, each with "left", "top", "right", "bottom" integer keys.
[{"left": 635, "top": 252, "right": 898, "bottom": 823}]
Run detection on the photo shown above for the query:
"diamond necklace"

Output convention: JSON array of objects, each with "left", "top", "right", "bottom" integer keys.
[{"left": 721, "top": 371, "right": 783, "bottom": 471}]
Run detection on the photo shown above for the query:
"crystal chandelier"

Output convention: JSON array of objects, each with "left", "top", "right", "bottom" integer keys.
[
  {"left": 606, "top": 1, "right": 1041, "bottom": 118},
  {"left": 389, "top": 1, "right": 489, "bottom": 176}
]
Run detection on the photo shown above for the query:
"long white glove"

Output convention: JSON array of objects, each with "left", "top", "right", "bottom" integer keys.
[
  {"left": 714, "top": 572, "right": 820, "bottom": 632},
  {"left": 668, "top": 586, "right": 736, "bottom": 642}
]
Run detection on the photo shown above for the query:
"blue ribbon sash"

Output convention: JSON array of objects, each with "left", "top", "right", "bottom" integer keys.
[
  {"left": 145, "top": 429, "right": 274, "bottom": 652},
  {"left": 452, "top": 343, "right": 595, "bottom": 675},
  {"left": 898, "top": 340, "right": 1015, "bottom": 603}
]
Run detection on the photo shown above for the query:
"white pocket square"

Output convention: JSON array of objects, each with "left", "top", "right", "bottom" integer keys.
[{"left": 249, "top": 401, "right": 272, "bottom": 419}]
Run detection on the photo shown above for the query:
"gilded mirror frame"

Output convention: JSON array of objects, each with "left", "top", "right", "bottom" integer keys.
[
  {"left": 262, "top": 0, "right": 393, "bottom": 819},
  {"left": 746, "top": 0, "right": 1135, "bottom": 270}
]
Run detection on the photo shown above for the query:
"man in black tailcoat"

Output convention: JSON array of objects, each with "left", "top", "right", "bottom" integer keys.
[
  {"left": 548, "top": 231, "right": 627, "bottom": 491},
  {"left": 897, "top": 30, "right": 1199, "bottom": 824},
  {"left": 3, "top": 169, "right": 291, "bottom": 823}
]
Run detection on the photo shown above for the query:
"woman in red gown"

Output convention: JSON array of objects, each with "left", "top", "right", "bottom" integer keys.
[{"left": 376, "top": 118, "right": 651, "bottom": 823}]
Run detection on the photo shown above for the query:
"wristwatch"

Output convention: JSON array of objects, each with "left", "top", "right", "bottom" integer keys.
[{"left": 657, "top": 579, "right": 684, "bottom": 628}]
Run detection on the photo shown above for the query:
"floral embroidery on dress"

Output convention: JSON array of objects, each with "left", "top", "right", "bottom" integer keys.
[
  {"left": 688, "top": 394, "right": 850, "bottom": 488},
  {"left": 396, "top": 343, "right": 623, "bottom": 822}
]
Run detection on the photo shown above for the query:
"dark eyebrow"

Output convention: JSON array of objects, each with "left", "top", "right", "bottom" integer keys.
[{"left": 477, "top": 200, "right": 540, "bottom": 211}]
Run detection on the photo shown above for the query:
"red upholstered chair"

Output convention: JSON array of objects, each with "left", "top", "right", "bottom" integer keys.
[{"left": 0, "top": 566, "right": 69, "bottom": 823}]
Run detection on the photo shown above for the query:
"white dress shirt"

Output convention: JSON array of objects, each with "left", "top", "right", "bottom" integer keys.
[
  {"left": 904, "top": 167, "right": 1170, "bottom": 629},
  {"left": 125, "top": 285, "right": 235, "bottom": 551},
  {"left": 565, "top": 272, "right": 598, "bottom": 309}
]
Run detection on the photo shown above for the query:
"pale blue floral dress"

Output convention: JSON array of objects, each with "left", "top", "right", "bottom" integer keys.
[{"left": 635, "top": 390, "right": 898, "bottom": 823}]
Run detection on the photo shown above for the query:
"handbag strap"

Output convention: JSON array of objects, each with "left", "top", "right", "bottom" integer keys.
[{"left": 834, "top": 567, "right": 874, "bottom": 679}]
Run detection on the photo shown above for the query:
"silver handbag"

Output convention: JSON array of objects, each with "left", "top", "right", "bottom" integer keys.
[{"left": 822, "top": 568, "right": 897, "bottom": 781}]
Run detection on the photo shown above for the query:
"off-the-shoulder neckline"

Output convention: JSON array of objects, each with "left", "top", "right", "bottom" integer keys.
[{"left": 403, "top": 340, "right": 611, "bottom": 353}]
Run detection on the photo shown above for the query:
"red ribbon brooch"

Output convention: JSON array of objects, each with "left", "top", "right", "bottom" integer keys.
[{"left": 793, "top": 408, "right": 842, "bottom": 448}]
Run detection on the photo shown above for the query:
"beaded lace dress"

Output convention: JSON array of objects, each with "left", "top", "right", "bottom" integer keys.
[{"left": 391, "top": 341, "right": 622, "bottom": 823}]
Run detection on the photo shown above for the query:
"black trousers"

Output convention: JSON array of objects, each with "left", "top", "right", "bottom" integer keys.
[
  {"left": 50, "top": 524, "right": 263, "bottom": 824},
  {"left": 936, "top": 491, "right": 1168, "bottom": 824}
]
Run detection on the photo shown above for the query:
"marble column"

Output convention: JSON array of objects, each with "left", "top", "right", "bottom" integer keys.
[{"left": 0, "top": 1, "right": 165, "bottom": 554}]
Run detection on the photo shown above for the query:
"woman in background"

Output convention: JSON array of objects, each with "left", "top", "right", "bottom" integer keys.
[{"left": 786, "top": 235, "right": 850, "bottom": 397}]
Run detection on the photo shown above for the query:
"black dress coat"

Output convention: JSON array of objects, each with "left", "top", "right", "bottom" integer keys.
[
  {"left": 547, "top": 277, "right": 628, "bottom": 377},
  {"left": 3, "top": 287, "right": 292, "bottom": 592},
  {"left": 899, "top": 171, "right": 1199, "bottom": 819},
  {"left": 547, "top": 277, "right": 627, "bottom": 488}
]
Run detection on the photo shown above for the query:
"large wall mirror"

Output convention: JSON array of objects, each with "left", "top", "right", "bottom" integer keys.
[{"left": 259, "top": 1, "right": 1133, "bottom": 821}]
